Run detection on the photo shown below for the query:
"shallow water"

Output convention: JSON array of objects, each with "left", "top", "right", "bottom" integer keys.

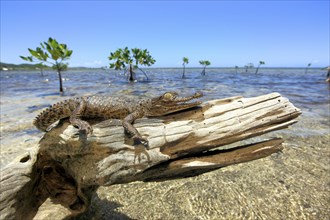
[
  {"left": 1, "top": 68, "right": 329, "bottom": 136},
  {"left": 1, "top": 68, "right": 329, "bottom": 165},
  {"left": 1, "top": 68, "right": 329, "bottom": 219}
]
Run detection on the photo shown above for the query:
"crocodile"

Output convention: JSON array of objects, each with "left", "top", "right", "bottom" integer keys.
[{"left": 34, "top": 91, "right": 203, "bottom": 145}]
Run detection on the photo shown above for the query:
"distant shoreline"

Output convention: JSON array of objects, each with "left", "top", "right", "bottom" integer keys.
[
  {"left": 2, "top": 61, "right": 329, "bottom": 71},
  {"left": 0, "top": 65, "right": 326, "bottom": 72}
]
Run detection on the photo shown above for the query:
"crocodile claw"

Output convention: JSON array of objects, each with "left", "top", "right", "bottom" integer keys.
[
  {"left": 140, "top": 138, "right": 149, "bottom": 148},
  {"left": 133, "top": 135, "right": 149, "bottom": 147},
  {"left": 72, "top": 120, "right": 93, "bottom": 135}
]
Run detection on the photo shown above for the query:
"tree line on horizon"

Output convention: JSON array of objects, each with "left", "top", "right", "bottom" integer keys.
[{"left": 20, "top": 37, "right": 323, "bottom": 93}]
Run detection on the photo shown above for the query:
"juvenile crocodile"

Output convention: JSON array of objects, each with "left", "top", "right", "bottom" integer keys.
[{"left": 34, "top": 91, "right": 203, "bottom": 145}]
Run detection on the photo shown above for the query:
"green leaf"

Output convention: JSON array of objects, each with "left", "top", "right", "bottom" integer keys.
[
  {"left": 49, "top": 38, "right": 58, "bottom": 49},
  {"left": 66, "top": 49, "right": 73, "bottom": 57},
  {"left": 28, "top": 48, "right": 43, "bottom": 60},
  {"left": 20, "top": 55, "right": 26, "bottom": 60},
  {"left": 20, "top": 56, "right": 33, "bottom": 62}
]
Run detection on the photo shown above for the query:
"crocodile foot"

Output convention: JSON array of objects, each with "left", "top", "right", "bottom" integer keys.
[
  {"left": 71, "top": 120, "right": 93, "bottom": 134},
  {"left": 133, "top": 135, "right": 149, "bottom": 147}
]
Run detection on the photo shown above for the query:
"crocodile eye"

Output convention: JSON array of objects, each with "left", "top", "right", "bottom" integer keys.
[{"left": 163, "top": 92, "right": 174, "bottom": 100}]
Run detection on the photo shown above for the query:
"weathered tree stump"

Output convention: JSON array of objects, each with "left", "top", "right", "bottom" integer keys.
[{"left": 0, "top": 93, "right": 301, "bottom": 219}]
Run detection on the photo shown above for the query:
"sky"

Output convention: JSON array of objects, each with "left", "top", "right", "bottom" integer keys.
[{"left": 1, "top": 0, "right": 329, "bottom": 68}]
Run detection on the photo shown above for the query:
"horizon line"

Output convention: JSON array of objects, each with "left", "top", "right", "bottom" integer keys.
[{"left": 1, "top": 62, "right": 328, "bottom": 70}]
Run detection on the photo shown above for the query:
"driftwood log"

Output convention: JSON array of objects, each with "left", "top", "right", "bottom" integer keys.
[{"left": 0, "top": 93, "right": 301, "bottom": 219}]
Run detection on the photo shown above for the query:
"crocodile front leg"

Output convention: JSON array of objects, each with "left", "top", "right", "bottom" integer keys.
[
  {"left": 123, "top": 111, "right": 148, "bottom": 146},
  {"left": 70, "top": 98, "right": 93, "bottom": 134}
]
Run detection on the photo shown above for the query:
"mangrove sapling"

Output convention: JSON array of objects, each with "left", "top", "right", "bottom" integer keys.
[
  {"left": 199, "top": 60, "right": 211, "bottom": 76},
  {"left": 235, "top": 66, "right": 239, "bottom": 74},
  {"left": 108, "top": 47, "right": 156, "bottom": 82},
  {"left": 255, "top": 61, "right": 265, "bottom": 74},
  {"left": 35, "top": 63, "right": 46, "bottom": 76},
  {"left": 305, "top": 63, "right": 311, "bottom": 74},
  {"left": 182, "top": 57, "right": 189, "bottom": 78},
  {"left": 245, "top": 63, "right": 254, "bottom": 73},
  {"left": 20, "top": 38, "right": 72, "bottom": 93}
]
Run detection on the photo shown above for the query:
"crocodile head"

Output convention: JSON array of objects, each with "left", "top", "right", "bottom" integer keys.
[{"left": 144, "top": 91, "right": 203, "bottom": 116}]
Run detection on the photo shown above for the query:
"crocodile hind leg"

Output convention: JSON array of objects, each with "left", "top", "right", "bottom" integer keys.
[{"left": 70, "top": 98, "right": 93, "bottom": 134}]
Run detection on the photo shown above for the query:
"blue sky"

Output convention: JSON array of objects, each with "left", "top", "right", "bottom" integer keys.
[{"left": 1, "top": 0, "right": 329, "bottom": 68}]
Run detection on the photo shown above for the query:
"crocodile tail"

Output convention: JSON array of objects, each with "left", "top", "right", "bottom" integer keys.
[
  {"left": 33, "top": 100, "right": 73, "bottom": 132},
  {"left": 33, "top": 108, "right": 55, "bottom": 132}
]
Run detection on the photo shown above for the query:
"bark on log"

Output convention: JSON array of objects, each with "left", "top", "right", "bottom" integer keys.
[{"left": 0, "top": 93, "right": 301, "bottom": 219}]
